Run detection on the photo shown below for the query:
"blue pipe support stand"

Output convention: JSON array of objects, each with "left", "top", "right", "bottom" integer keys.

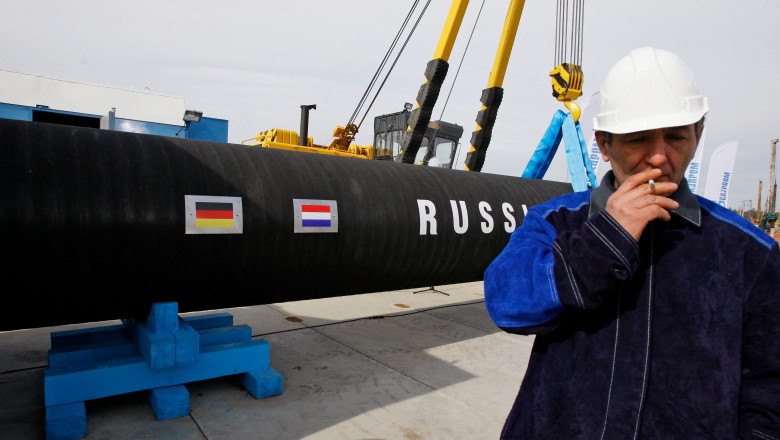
[{"left": 43, "top": 302, "right": 282, "bottom": 440}]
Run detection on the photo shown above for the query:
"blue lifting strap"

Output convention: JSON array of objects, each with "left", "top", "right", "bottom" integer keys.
[{"left": 522, "top": 110, "right": 597, "bottom": 192}]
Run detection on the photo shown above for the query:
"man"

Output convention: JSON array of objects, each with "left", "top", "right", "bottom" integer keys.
[{"left": 485, "top": 47, "right": 780, "bottom": 439}]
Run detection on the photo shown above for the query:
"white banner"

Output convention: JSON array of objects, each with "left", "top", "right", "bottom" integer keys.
[
  {"left": 578, "top": 92, "right": 603, "bottom": 179},
  {"left": 702, "top": 141, "right": 739, "bottom": 207},
  {"left": 684, "top": 127, "right": 706, "bottom": 195}
]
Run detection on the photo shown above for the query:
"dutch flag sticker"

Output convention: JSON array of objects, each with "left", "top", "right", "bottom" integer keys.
[{"left": 293, "top": 199, "right": 338, "bottom": 233}]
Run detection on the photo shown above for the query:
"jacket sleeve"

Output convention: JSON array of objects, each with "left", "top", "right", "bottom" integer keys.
[
  {"left": 739, "top": 243, "right": 780, "bottom": 439},
  {"left": 484, "top": 204, "right": 640, "bottom": 335}
]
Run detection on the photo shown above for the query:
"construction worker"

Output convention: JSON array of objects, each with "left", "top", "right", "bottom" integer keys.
[{"left": 485, "top": 47, "right": 780, "bottom": 438}]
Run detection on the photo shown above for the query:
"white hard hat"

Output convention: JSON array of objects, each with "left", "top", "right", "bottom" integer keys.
[{"left": 593, "top": 47, "right": 708, "bottom": 134}]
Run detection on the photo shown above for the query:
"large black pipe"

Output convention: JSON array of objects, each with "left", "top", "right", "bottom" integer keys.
[{"left": 0, "top": 119, "right": 571, "bottom": 330}]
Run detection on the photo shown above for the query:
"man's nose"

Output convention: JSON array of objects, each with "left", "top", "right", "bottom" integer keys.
[{"left": 646, "top": 135, "right": 668, "bottom": 167}]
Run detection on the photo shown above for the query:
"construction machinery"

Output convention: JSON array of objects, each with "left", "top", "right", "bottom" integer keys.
[
  {"left": 242, "top": 0, "right": 582, "bottom": 174},
  {"left": 769, "top": 139, "right": 778, "bottom": 214},
  {"left": 374, "top": 105, "right": 463, "bottom": 167},
  {"left": 240, "top": 1, "right": 466, "bottom": 167},
  {"left": 241, "top": 124, "right": 375, "bottom": 160},
  {"left": 242, "top": 104, "right": 464, "bottom": 167},
  {"left": 241, "top": 103, "right": 376, "bottom": 160},
  {"left": 399, "top": 0, "right": 526, "bottom": 172},
  {"left": 400, "top": 0, "right": 585, "bottom": 174},
  {"left": 757, "top": 139, "right": 779, "bottom": 232}
]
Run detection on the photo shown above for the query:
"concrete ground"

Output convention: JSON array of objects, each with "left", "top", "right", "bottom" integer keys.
[{"left": 0, "top": 282, "right": 535, "bottom": 440}]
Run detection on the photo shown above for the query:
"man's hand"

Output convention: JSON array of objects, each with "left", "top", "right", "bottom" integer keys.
[{"left": 605, "top": 168, "right": 679, "bottom": 242}]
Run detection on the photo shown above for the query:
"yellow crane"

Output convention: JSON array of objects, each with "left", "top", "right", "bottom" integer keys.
[
  {"left": 243, "top": 0, "right": 585, "bottom": 174},
  {"left": 399, "top": 0, "right": 584, "bottom": 172}
]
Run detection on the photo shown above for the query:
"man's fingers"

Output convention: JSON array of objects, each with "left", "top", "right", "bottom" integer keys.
[
  {"left": 637, "top": 194, "right": 679, "bottom": 211},
  {"left": 644, "top": 203, "right": 673, "bottom": 222},
  {"left": 611, "top": 196, "right": 678, "bottom": 223},
  {"left": 605, "top": 169, "right": 681, "bottom": 240},
  {"left": 646, "top": 181, "right": 677, "bottom": 197},
  {"left": 617, "top": 169, "right": 664, "bottom": 193},
  {"left": 619, "top": 180, "right": 677, "bottom": 204}
]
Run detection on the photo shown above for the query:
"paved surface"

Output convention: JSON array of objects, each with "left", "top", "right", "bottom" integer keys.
[{"left": 0, "top": 282, "right": 535, "bottom": 439}]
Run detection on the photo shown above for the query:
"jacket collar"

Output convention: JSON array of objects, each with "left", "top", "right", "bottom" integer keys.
[{"left": 589, "top": 171, "right": 701, "bottom": 227}]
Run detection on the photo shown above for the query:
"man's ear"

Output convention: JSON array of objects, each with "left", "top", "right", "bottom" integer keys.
[
  {"left": 695, "top": 124, "right": 704, "bottom": 143},
  {"left": 595, "top": 131, "right": 611, "bottom": 163}
]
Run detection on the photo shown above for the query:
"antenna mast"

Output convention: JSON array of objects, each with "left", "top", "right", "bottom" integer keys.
[{"left": 770, "top": 139, "right": 778, "bottom": 213}]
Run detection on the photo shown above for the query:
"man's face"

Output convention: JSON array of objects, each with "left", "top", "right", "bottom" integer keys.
[{"left": 596, "top": 124, "right": 701, "bottom": 189}]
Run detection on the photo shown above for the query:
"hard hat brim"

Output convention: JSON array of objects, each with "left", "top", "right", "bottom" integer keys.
[{"left": 593, "top": 98, "right": 708, "bottom": 134}]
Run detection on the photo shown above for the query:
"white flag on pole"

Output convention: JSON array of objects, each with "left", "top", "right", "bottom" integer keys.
[
  {"left": 702, "top": 141, "right": 739, "bottom": 207},
  {"left": 684, "top": 127, "right": 706, "bottom": 195},
  {"left": 578, "top": 92, "right": 603, "bottom": 179}
]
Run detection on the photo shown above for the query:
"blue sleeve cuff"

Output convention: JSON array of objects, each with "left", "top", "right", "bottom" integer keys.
[{"left": 484, "top": 207, "right": 567, "bottom": 330}]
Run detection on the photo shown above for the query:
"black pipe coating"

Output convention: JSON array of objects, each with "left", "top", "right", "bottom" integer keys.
[{"left": 0, "top": 119, "right": 571, "bottom": 330}]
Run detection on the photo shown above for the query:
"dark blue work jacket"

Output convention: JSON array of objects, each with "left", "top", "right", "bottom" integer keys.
[{"left": 485, "top": 172, "right": 780, "bottom": 439}]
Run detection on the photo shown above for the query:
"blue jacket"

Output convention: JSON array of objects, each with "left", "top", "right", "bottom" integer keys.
[{"left": 485, "top": 173, "right": 780, "bottom": 439}]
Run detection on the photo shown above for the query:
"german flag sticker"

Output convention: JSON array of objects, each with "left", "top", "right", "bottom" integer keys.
[{"left": 185, "top": 195, "right": 243, "bottom": 234}]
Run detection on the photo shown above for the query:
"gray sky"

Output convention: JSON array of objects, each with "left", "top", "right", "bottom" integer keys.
[{"left": 3, "top": 0, "right": 779, "bottom": 210}]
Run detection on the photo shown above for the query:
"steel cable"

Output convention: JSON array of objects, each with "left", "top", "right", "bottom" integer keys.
[
  {"left": 348, "top": 0, "right": 420, "bottom": 126},
  {"left": 356, "top": 0, "right": 432, "bottom": 130},
  {"left": 554, "top": 0, "right": 584, "bottom": 66}
]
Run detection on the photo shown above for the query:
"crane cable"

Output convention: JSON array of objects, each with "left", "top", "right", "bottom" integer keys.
[
  {"left": 356, "top": 0, "right": 432, "bottom": 131},
  {"left": 550, "top": 0, "right": 584, "bottom": 121},
  {"left": 554, "top": 0, "right": 584, "bottom": 68},
  {"left": 348, "top": 0, "right": 431, "bottom": 130},
  {"left": 348, "top": 0, "right": 418, "bottom": 127}
]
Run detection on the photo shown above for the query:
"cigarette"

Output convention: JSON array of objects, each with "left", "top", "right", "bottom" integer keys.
[{"left": 648, "top": 179, "right": 655, "bottom": 190}]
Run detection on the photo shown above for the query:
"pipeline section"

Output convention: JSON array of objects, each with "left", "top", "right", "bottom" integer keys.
[{"left": 0, "top": 119, "right": 571, "bottom": 330}]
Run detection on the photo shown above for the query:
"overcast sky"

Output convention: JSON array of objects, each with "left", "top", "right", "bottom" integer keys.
[{"left": 3, "top": 0, "right": 779, "bottom": 210}]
